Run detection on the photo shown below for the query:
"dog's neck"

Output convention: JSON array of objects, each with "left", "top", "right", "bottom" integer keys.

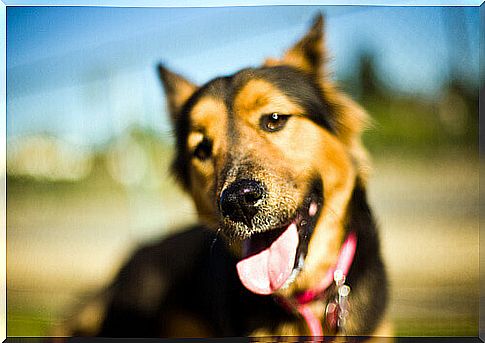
[
  {"left": 294, "top": 231, "right": 356, "bottom": 305},
  {"left": 274, "top": 231, "right": 357, "bottom": 336},
  {"left": 277, "top": 180, "right": 387, "bottom": 335}
]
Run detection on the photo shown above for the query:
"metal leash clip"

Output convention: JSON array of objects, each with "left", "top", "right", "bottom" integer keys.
[{"left": 325, "top": 269, "right": 351, "bottom": 333}]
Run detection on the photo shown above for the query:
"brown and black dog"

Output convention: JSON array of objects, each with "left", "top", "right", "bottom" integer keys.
[{"left": 60, "top": 14, "right": 390, "bottom": 340}]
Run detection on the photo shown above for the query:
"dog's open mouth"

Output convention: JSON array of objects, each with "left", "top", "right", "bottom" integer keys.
[{"left": 236, "top": 179, "right": 323, "bottom": 295}]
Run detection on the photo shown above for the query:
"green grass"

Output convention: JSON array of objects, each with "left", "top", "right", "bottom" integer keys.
[
  {"left": 8, "top": 311, "right": 55, "bottom": 337},
  {"left": 394, "top": 316, "right": 478, "bottom": 336}
]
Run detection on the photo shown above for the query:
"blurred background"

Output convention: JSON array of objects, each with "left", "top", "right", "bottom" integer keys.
[{"left": 6, "top": 5, "right": 480, "bottom": 337}]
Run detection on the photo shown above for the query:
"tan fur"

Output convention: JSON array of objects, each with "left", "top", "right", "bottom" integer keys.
[
  {"left": 234, "top": 79, "right": 305, "bottom": 120},
  {"left": 171, "top": 80, "right": 196, "bottom": 117},
  {"left": 183, "top": 18, "right": 371, "bottom": 327},
  {"left": 187, "top": 131, "right": 205, "bottom": 153},
  {"left": 259, "top": 17, "right": 381, "bottom": 336},
  {"left": 265, "top": 14, "right": 326, "bottom": 76},
  {"left": 189, "top": 96, "right": 227, "bottom": 134},
  {"left": 188, "top": 97, "right": 228, "bottom": 227},
  {"left": 158, "top": 65, "right": 198, "bottom": 123},
  {"left": 53, "top": 14, "right": 387, "bottom": 341},
  {"left": 159, "top": 13, "right": 385, "bottom": 339},
  {"left": 263, "top": 15, "right": 370, "bottom": 183},
  {"left": 318, "top": 80, "right": 372, "bottom": 183},
  {"left": 185, "top": 78, "right": 358, "bottom": 305},
  {"left": 281, "top": 128, "right": 356, "bottom": 296}
]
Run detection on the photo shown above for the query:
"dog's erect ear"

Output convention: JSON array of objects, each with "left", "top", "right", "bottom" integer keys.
[
  {"left": 158, "top": 64, "right": 198, "bottom": 123},
  {"left": 268, "top": 15, "right": 371, "bottom": 181},
  {"left": 265, "top": 14, "right": 325, "bottom": 75}
]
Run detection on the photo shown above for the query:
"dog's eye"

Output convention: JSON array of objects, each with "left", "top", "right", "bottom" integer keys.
[
  {"left": 260, "top": 113, "right": 290, "bottom": 132},
  {"left": 193, "top": 138, "right": 212, "bottom": 161}
]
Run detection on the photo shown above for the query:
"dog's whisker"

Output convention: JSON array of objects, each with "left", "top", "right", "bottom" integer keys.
[{"left": 210, "top": 227, "right": 222, "bottom": 254}]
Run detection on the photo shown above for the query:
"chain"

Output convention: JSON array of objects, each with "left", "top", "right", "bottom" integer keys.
[{"left": 325, "top": 269, "right": 351, "bottom": 334}]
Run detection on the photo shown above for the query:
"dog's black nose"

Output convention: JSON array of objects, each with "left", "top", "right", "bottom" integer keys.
[{"left": 220, "top": 179, "right": 264, "bottom": 227}]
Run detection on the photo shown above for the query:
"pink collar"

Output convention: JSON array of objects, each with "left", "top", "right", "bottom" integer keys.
[{"left": 275, "top": 232, "right": 357, "bottom": 337}]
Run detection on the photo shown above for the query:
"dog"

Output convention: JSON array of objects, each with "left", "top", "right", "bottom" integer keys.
[{"left": 56, "top": 14, "right": 391, "bottom": 340}]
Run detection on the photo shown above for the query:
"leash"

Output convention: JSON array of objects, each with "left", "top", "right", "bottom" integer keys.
[{"left": 275, "top": 232, "right": 357, "bottom": 338}]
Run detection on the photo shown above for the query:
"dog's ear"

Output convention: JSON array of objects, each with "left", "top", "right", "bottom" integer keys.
[
  {"left": 158, "top": 64, "right": 198, "bottom": 123},
  {"left": 268, "top": 15, "right": 371, "bottom": 181},
  {"left": 265, "top": 14, "right": 326, "bottom": 75}
]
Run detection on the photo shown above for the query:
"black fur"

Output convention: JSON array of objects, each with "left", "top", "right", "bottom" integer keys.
[
  {"left": 98, "top": 226, "right": 291, "bottom": 337},
  {"left": 95, "top": 181, "right": 386, "bottom": 337},
  {"left": 171, "top": 66, "right": 337, "bottom": 190},
  {"left": 342, "top": 179, "right": 388, "bottom": 334},
  {"left": 247, "top": 66, "right": 336, "bottom": 133},
  {"left": 56, "top": 15, "right": 389, "bottom": 339}
]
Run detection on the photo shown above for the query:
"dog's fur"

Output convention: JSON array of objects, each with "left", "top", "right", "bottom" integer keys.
[{"left": 56, "top": 14, "right": 390, "bottom": 339}]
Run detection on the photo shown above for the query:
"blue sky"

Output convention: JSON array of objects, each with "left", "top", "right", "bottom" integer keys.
[{"left": 6, "top": 5, "right": 480, "bottom": 146}]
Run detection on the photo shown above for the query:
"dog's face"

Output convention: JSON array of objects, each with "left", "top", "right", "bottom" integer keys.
[{"left": 159, "top": 15, "right": 369, "bottom": 296}]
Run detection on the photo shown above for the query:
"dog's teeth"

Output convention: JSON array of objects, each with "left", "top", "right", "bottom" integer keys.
[
  {"left": 298, "top": 253, "right": 305, "bottom": 269},
  {"left": 309, "top": 202, "right": 318, "bottom": 217}
]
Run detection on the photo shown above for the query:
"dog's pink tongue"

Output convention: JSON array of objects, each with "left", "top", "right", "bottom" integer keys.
[{"left": 236, "top": 223, "right": 299, "bottom": 295}]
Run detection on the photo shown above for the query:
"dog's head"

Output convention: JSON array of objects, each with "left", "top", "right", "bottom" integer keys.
[{"left": 158, "top": 15, "right": 370, "bottom": 296}]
